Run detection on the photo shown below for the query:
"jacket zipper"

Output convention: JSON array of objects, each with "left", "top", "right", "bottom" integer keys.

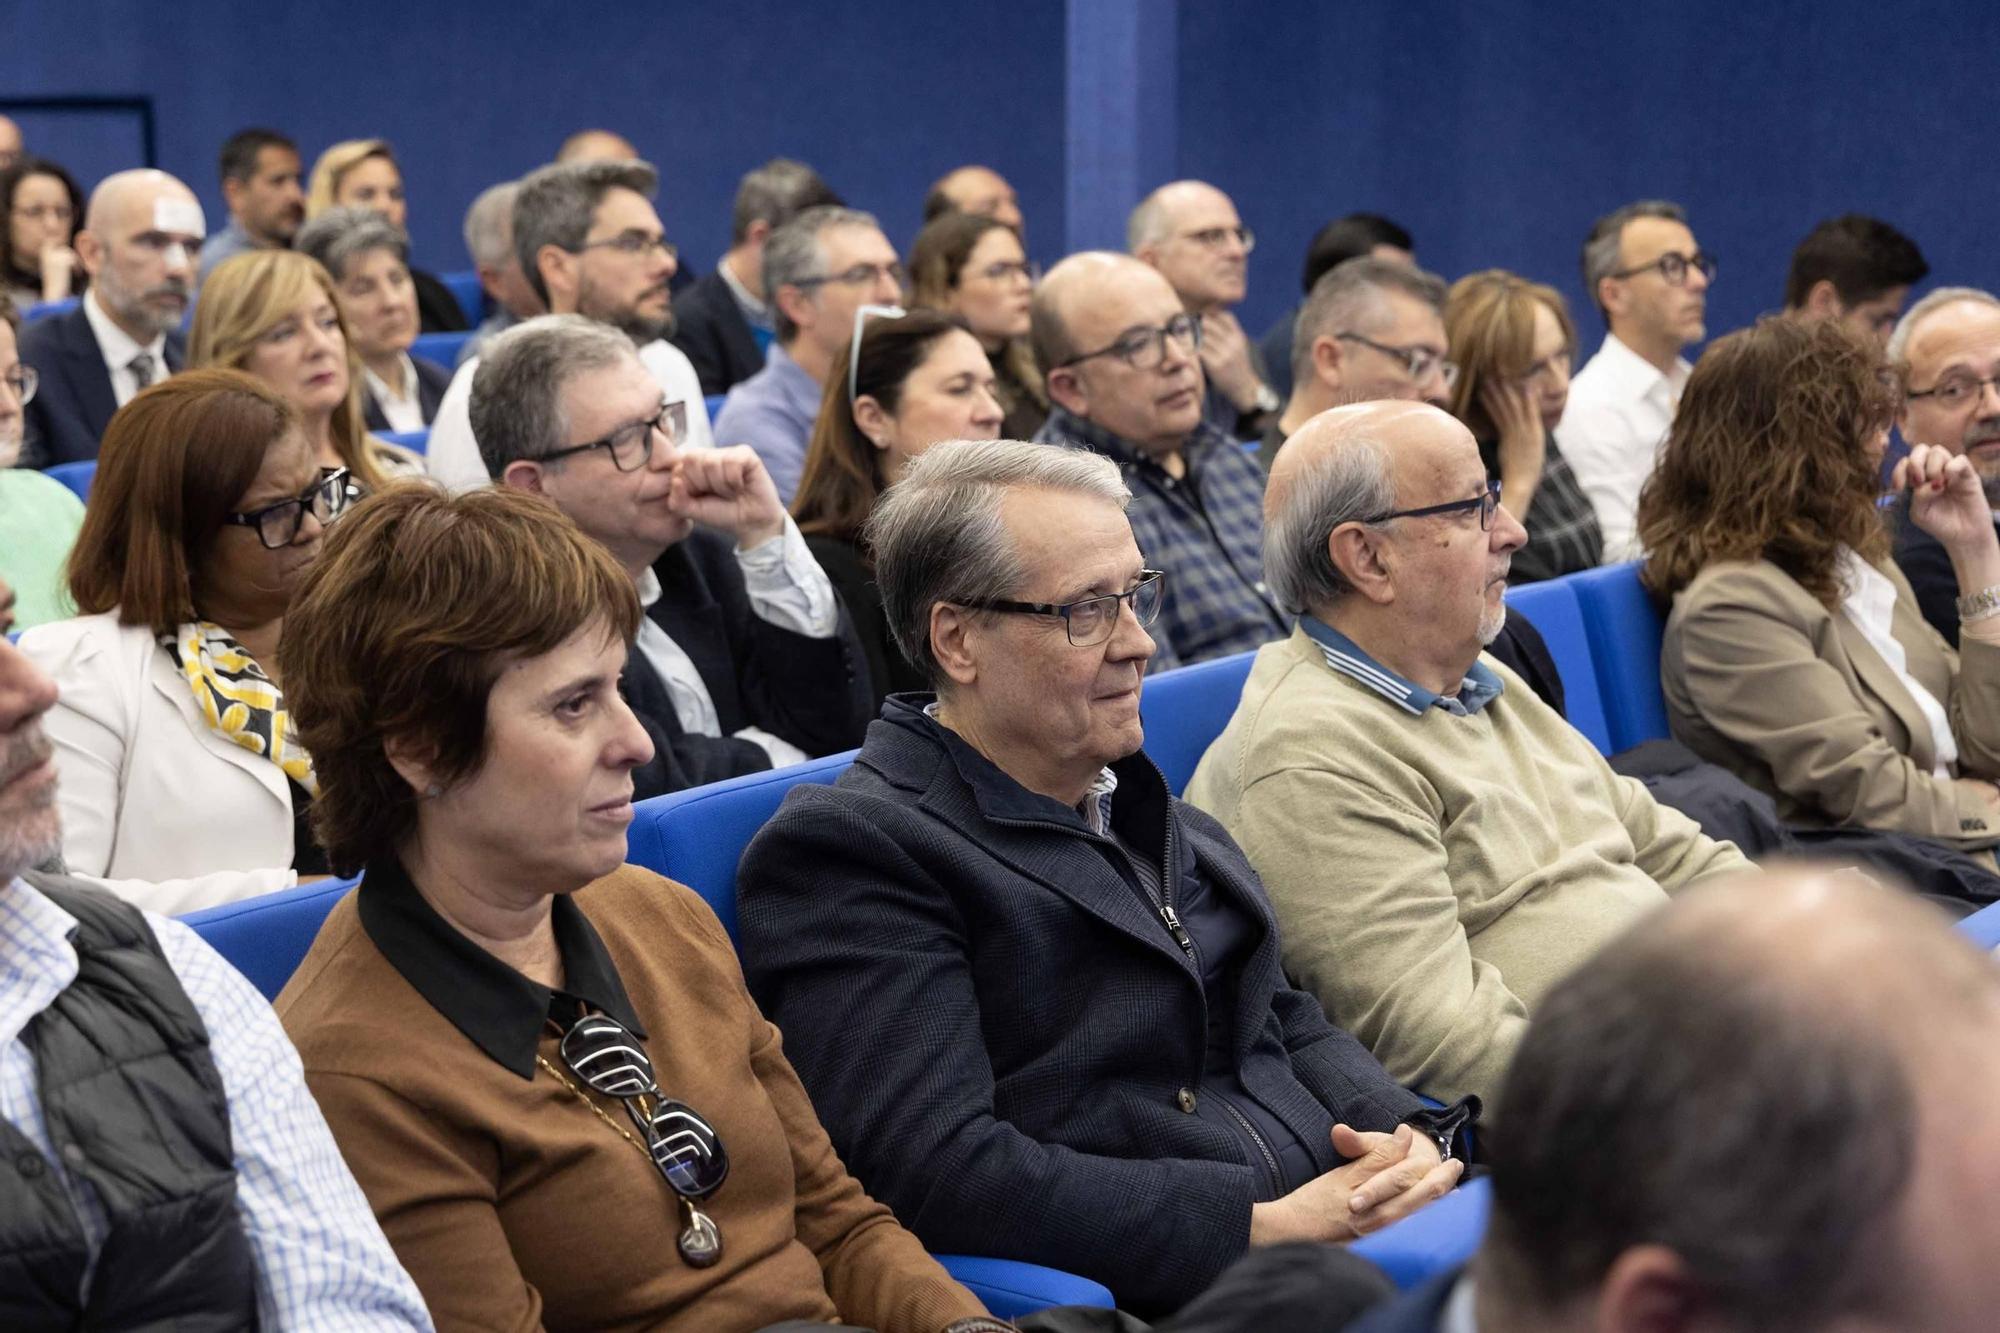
[{"left": 1212, "top": 1087, "right": 1282, "bottom": 1196}]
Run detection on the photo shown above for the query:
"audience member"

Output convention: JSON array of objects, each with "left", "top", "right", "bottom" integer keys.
[
  {"left": 714, "top": 205, "right": 903, "bottom": 503},
  {"left": 1185, "top": 402, "right": 1746, "bottom": 1115},
  {"left": 557, "top": 127, "right": 640, "bottom": 162},
  {"left": 1034, "top": 251, "right": 1286, "bottom": 669},
  {"left": 0, "top": 293, "right": 83, "bottom": 630},
  {"left": 1264, "top": 256, "right": 1453, "bottom": 468},
  {"left": 922, "top": 164, "right": 1024, "bottom": 232},
  {"left": 273, "top": 483, "right": 1004, "bottom": 1333},
  {"left": 1443, "top": 270, "right": 1603, "bottom": 582},
  {"left": 1890, "top": 286, "right": 2000, "bottom": 646},
  {"left": 427, "top": 159, "right": 715, "bottom": 492},
  {"left": 190, "top": 249, "right": 420, "bottom": 487},
  {"left": 1131, "top": 180, "right": 1278, "bottom": 439},
  {"left": 739, "top": 439, "right": 1470, "bottom": 1315},
  {"left": 0, "top": 633, "right": 433, "bottom": 1329},
  {"left": 1260, "top": 212, "right": 1414, "bottom": 402},
  {"left": 0, "top": 156, "right": 84, "bottom": 310},
  {"left": 793, "top": 307, "right": 1004, "bottom": 704},
  {"left": 0, "top": 115, "right": 21, "bottom": 169},
  {"left": 671, "top": 157, "right": 842, "bottom": 396},
  {"left": 305, "top": 138, "right": 467, "bottom": 332},
  {"left": 909, "top": 209, "right": 1046, "bottom": 438},
  {"left": 457, "top": 180, "right": 545, "bottom": 365},
  {"left": 17, "top": 370, "right": 353, "bottom": 893},
  {"left": 1643, "top": 316, "right": 2000, "bottom": 853},
  {"left": 197, "top": 128, "right": 304, "bottom": 283},
  {"left": 1557, "top": 199, "right": 1713, "bottom": 560},
  {"left": 294, "top": 206, "right": 450, "bottom": 432},
  {"left": 19, "top": 169, "right": 199, "bottom": 468},
  {"left": 1350, "top": 865, "right": 2000, "bottom": 1333},
  {"left": 1783, "top": 213, "right": 1929, "bottom": 346},
  {"left": 473, "top": 315, "right": 871, "bottom": 795}
]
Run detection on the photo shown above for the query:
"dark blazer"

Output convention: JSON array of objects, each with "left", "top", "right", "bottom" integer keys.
[
  {"left": 620, "top": 528, "right": 872, "bottom": 799},
  {"left": 737, "top": 701, "right": 1425, "bottom": 1314},
  {"left": 669, "top": 268, "right": 765, "bottom": 397},
  {"left": 360, "top": 354, "right": 452, "bottom": 433},
  {"left": 1892, "top": 502, "right": 1997, "bottom": 650},
  {"left": 1344, "top": 1269, "right": 1460, "bottom": 1333},
  {"left": 801, "top": 533, "right": 926, "bottom": 710},
  {"left": 410, "top": 267, "right": 470, "bottom": 333},
  {"left": 20, "top": 306, "right": 186, "bottom": 468}
]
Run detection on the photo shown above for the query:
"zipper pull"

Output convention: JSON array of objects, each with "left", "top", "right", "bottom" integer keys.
[{"left": 1159, "top": 904, "right": 1195, "bottom": 956}]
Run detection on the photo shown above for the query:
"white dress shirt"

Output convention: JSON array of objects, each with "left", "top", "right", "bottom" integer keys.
[
  {"left": 1839, "top": 548, "right": 1958, "bottom": 776},
  {"left": 1553, "top": 333, "right": 1692, "bottom": 562},
  {"left": 81, "top": 289, "right": 168, "bottom": 408},
  {"left": 1440, "top": 1273, "right": 1479, "bottom": 1333},
  {"left": 363, "top": 354, "right": 426, "bottom": 434}
]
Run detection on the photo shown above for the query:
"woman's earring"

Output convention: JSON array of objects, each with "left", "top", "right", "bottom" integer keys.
[{"left": 425, "top": 783, "right": 442, "bottom": 798}]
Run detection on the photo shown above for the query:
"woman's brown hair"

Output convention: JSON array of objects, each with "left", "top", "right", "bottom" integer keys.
[
  {"left": 66, "top": 368, "right": 297, "bottom": 632},
  {"left": 279, "top": 484, "right": 641, "bottom": 875},
  {"left": 1639, "top": 315, "right": 1899, "bottom": 606},
  {"left": 1443, "top": 269, "right": 1577, "bottom": 442},
  {"left": 907, "top": 210, "right": 1045, "bottom": 413}
]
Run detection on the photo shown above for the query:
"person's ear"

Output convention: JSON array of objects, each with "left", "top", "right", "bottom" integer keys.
[
  {"left": 221, "top": 176, "right": 246, "bottom": 214},
  {"left": 1311, "top": 333, "right": 1346, "bottom": 390},
  {"left": 773, "top": 282, "right": 815, "bottom": 336},
  {"left": 1134, "top": 240, "right": 1162, "bottom": 270},
  {"left": 852, "top": 394, "right": 895, "bottom": 452},
  {"left": 1045, "top": 363, "right": 1090, "bottom": 417},
  {"left": 500, "top": 459, "right": 549, "bottom": 495},
  {"left": 1593, "top": 1245, "right": 1707, "bottom": 1333},
  {"left": 1802, "top": 279, "right": 1844, "bottom": 318},
  {"left": 1329, "top": 523, "right": 1396, "bottom": 607},
  {"left": 1598, "top": 274, "right": 1628, "bottom": 323},
  {"left": 743, "top": 218, "right": 772, "bottom": 249},
  {"left": 537, "top": 243, "right": 578, "bottom": 310},
  {"left": 929, "top": 601, "right": 982, "bottom": 688},
  {"left": 384, "top": 736, "right": 444, "bottom": 803},
  {"left": 72, "top": 229, "right": 105, "bottom": 280}
]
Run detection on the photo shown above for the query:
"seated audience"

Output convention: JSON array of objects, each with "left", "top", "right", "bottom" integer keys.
[
  {"left": 671, "top": 157, "right": 842, "bottom": 396},
  {"left": 1442, "top": 270, "right": 1603, "bottom": 582},
  {"left": 1131, "top": 180, "right": 1277, "bottom": 439},
  {"left": 1035, "top": 252, "right": 1286, "bottom": 670},
  {"left": 294, "top": 206, "right": 450, "bottom": 432},
  {"left": 908, "top": 209, "right": 1047, "bottom": 438},
  {"left": 1643, "top": 316, "right": 2000, "bottom": 853},
  {"left": 305, "top": 138, "right": 467, "bottom": 332},
  {"left": 0, "top": 294, "right": 83, "bottom": 630},
  {"left": 715, "top": 205, "right": 903, "bottom": 503},
  {"left": 1260, "top": 211, "right": 1414, "bottom": 403},
  {"left": 474, "top": 315, "right": 870, "bottom": 795},
  {"left": 1556, "top": 199, "right": 1712, "bottom": 561},
  {"left": 273, "top": 483, "right": 1007, "bottom": 1333},
  {"left": 197, "top": 128, "right": 305, "bottom": 283},
  {"left": 0, "top": 633, "right": 431, "bottom": 1328},
  {"left": 1783, "top": 213, "right": 1928, "bottom": 347},
  {"left": 20, "top": 168, "right": 199, "bottom": 468},
  {"left": 1265, "top": 255, "right": 1452, "bottom": 468},
  {"left": 191, "top": 249, "right": 420, "bottom": 486},
  {"left": 17, "top": 370, "right": 352, "bottom": 891},
  {"left": 428, "top": 159, "right": 714, "bottom": 492},
  {"left": 1351, "top": 865, "right": 2000, "bottom": 1332},
  {"left": 793, "top": 308, "right": 1004, "bottom": 704},
  {"left": 922, "top": 164, "right": 1025, "bottom": 233},
  {"left": 457, "top": 179, "right": 545, "bottom": 365},
  {"left": 739, "top": 438, "right": 1471, "bottom": 1316},
  {"left": 558, "top": 127, "right": 641, "bottom": 161},
  {"left": 1184, "top": 402, "right": 1746, "bottom": 1115},
  {"left": 1890, "top": 286, "right": 2000, "bottom": 646},
  {"left": 0, "top": 155, "right": 84, "bottom": 310}
]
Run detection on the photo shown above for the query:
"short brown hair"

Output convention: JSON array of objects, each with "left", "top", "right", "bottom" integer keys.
[
  {"left": 1443, "top": 270, "right": 1577, "bottom": 443},
  {"left": 1639, "top": 316, "right": 1898, "bottom": 606},
  {"left": 280, "top": 485, "right": 642, "bottom": 875},
  {"left": 66, "top": 368, "right": 296, "bottom": 632}
]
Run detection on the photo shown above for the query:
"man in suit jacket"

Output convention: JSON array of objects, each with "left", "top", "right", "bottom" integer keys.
[
  {"left": 21, "top": 169, "right": 200, "bottom": 467},
  {"left": 472, "top": 313, "right": 870, "bottom": 797},
  {"left": 736, "top": 439, "right": 1471, "bottom": 1317}
]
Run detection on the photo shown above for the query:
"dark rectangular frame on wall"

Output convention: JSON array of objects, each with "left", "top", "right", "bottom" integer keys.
[{"left": 0, "top": 96, "right": 157, "bottom": 168}]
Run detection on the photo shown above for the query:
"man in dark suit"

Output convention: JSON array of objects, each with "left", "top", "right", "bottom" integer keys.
[
  {"left": 735, "top": 438, "right": 1472, "bottom": 1317},
  {"left": 21, "top": 169, "right": 200, "bottom": 467},
  {"left": 470, "top": 313, "right": 871, "bottom": 797},
  {"left": 669, "top": 158, "right": 839, "bottom": 397}
]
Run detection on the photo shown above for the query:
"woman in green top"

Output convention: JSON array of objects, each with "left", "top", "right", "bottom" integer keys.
[{"left": 0, "top": 293, "right": 84, "bottom": 630}]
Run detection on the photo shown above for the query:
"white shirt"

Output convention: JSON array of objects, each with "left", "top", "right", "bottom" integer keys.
[
  {"left": 1838, "top": 549, "right": 1958, "bottom": 776},
  {"left": 1553, "top": 332, "right": 1692, "bottom": 562},
  {"left": 81, "top": 289, "right": 168, "bottom": 408},
  {"left": 362, "top": 354, "right": 425, "bottom": 434},
  {"left": 1440, "top": 1272, "right": 1479, "bottom": 1333},
  {"left": 425, "top": 337, "right": 714, "bottom": 493}
]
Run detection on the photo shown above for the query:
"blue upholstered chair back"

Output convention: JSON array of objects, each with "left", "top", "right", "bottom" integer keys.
[
  {"left": 1570, "top": 561, "right": 1673, "bottom": 751},
  {"left": 1504, "top": 579, "right": 1614, "bottom": 754}
]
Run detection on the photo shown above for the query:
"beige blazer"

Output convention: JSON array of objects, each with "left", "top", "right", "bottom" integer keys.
[{"left": 1661, "top": 558, "right": 2000, "bottom": 849}]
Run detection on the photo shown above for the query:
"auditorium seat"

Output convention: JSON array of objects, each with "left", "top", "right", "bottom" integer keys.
[
  {"left": 1569, "top": 561, "right": 1673, "bottom": 752},
  {"left": 1138, "top": 650, "right": 1257, "bottom": 795},
  {"left": 378, "top": 428, "right": 430, "bottom": 455},
  {"left": 437, "top": 269, "right": 485, "bottom": 327},
  {"left": 44, "top": 459, "right": 96, "bottom": 502},
  {"left": 703, "top": 392, "right": 727, "bottom": 427},
  {"left": 1962, "top": 899, "right": 2000, "bottom": 950},
  {"left": 24, "top": 297, "right": 79, "bottom": 322},
  {"left": 1504, "top": 579, "right": 1613, "bottom": 754},
  {"left": 1351, "top": 1176, "right": 1490, "bottom": 1289},
  {"left": 411, "top": 330, "right": 472, "bottom": 368},
  {"left": 180, "top": 873, "right": 360, "bottom": 1001}
]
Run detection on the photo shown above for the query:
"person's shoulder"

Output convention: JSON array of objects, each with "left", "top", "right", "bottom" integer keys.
[
  {"left": 0, "top": 465, "right": 86, "bottom": 517},
  {"left": 18, "top": 610, "right": 144, "bottom": 668},
  {"left": 412, "top": 354, "right": 452, "bottom": 391},
  {"left": 638, "top": 337, "right": 701, "bottom": 390},
  {"left": 1671, "top": 559, "right": 1823, "bottom": 629},
  {"left": 18, "top": 303, "right": 84, "bottom": 358},
  {"left": 574, "top": 863, "right": 735, "bottom": 958}
]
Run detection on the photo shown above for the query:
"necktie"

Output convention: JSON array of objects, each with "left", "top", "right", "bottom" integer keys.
[{"left": 129, "top": 351, "right": 156, "bottom": 391}]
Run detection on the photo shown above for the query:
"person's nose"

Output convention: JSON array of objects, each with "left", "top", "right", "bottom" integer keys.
[
  {"left": 1492, "top": 501, "right": 1529, "bottom": 554},
  {"left": 873, "top": 268, "right": 904, "bottom": 303},
  {"left": 607, "top": 690, "right": 657, "bottom": 771},
  {"left": 655, "top": 245, "right": 678, "bottom": 284},
  {"left": 0, "top": 637, "right": 60, "bottom": 733},
  {"left": 646, "top": 419, "right": 681, "bottom": 472},
  {"left": 1108, "top": 590, "right": 1157, "bottom": 666},
  {"left": 971, "top": 385, "right": 1005, "bottom": 430},
  {"left": 1685, "top": 263, "right": 1711, "bottom": 295},
  {"left": 303, "top": 319, "right": 339, "bottom": 358}
]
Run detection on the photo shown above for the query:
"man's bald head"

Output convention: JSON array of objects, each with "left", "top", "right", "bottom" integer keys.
[
  {"left": 1035, "top": 251, "right": 1205, "bottom": 457},
  {"left": 84, "top": 168, "right": 200, "bottom": 235},
  {"left": 1031, "top": 250, "right": 1173, "bottom": 371},
  {"left": 77, "top": 169, "right": 203, "bottom": 340},
  {"left": 1129, "top": 180, "right": 1251, "bottom": 312},
  {"left": 0, "top": 116, "right": 21, "bottom": 170},
  {"left": 925, "top": 164, "right": 1022, "bottom": 231},
  {"left": 1127, "top": 180, "right": 1230, "bottom": 250},
  {"left": 557, "top": 129, "right": 639, "bottom": 163}
]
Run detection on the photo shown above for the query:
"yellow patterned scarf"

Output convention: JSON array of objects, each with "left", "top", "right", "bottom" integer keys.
[{"left": 164, "top": 622, "right": 319, "bottom": 796}]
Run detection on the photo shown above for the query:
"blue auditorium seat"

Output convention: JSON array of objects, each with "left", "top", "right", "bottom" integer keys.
[
  {"left": 411, "top": 330, "right": 472, "bottom": 368},
  {"left": 934, "top": 1257, "right": 1113, "bottom": 1319},
  {"left": 1138, "top": 650, "right": 1257, "bottom": 796},
  {"left": 1961, "top": 899, "right": 2000, "bottom": 950},
  {"left": 25, "top": 297, "right": 79, "bottom": 322},
  {"left": 44, "top": 459, "right": 96, "bottom": 502},
  {"left": 1504, "top": 579, "right": 1613, "bottom": 755},
  {"left": 1569, "top": 562, "right": 1672, "bottom": 752},
  {"left": 702, "top": 392, "right": 727, "bottom": 428},
  {"left": 1351, "top": 1176, "right": 1490, "bottom": 1290},
  {"left": 378, "top": 428, "right": 430, "bottom": 455},
  {"left": 437, "top": 269, "right": 486, "bottom": 326},
  {"left": 181, "top": 874, "right": 360, "bottom": 1001}
]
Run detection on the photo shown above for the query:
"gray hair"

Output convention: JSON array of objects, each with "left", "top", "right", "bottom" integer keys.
[
  {"left": 462, "top": 180, "right": 520, "bottom": 268},
  {"left": 468, "top": 314, "right": 641, "bottom": 480},
  {"left": 867, "top": 439, "right": 1130, "bottom": 686},
  {"left": 1263, "top": 434, "right": 1396, "bottom": 615},
  {"left": 1887, "top": 285, "right": 2000, "bottom": 365},
  {"left": 1292, "top": 256, "right": 1449, "bottom": 386},
  {"left": 292, "top": 205, "right": 408, "bottom": 283},
  {"left": 762, "top": 204, "right": 882, "bottom": 345},
  {"left": 1126, "top": 187, "right": 1173, "bottom": 252},
  {"left": 1580, "top": 199, "right": 1687, "bottom": 319},
  {"left": 512, "top": 159, "right": 659, "bottom": 308},
  {"left": 731, "top": 158, "right": 841, "bottom": 245}
]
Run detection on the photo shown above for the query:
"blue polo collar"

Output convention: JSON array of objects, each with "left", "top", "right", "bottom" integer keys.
[{"left": 1298, "top": 616, "right": 1504, "bottom": 717}]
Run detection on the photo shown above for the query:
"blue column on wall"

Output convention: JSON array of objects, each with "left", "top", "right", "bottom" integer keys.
[{"left": 1064, "top": 0, "right": 1179, "bottom": 257}]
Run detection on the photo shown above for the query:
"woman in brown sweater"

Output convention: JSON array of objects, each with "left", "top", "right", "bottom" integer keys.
[{"left": 273, "top": 483, "right": 1003, "bottom": 1333}]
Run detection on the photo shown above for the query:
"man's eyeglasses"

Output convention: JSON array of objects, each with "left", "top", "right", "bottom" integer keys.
[
  {"left": 541, "top": 401, "right": 689, "bottom": 471},
  {"left": 1177, "top": 225, "right": 1256, "bottom": 253},
  {"left": 3, "top": 365, "right": 37, "bottom": 405},
  {"left": 958, "top": 570, "right": 1166, "bottom": 647},
  {"left": 1337, "top": 332, "right": 1459, "bottom": 389},
  {"left": 1365, "top": 480, "right": 1502, "bottom": 531},
  {"left": 577, "top": 230, "right": 679, "bottom": 262},
  {"left": 796, "top": 261, "right": 907, "bottom": 292},
  {"left": 1056, "top": 314, "right": 1202, "bottom": 371},
  {"left": 1610, "top": 250, "right": 1717, "bottom": 287},
  {"left": 222, "top": 467, "right": 354, "bottom": 549},
  {"left": 1905, "top": 371, "right": 2000, "bottom": 409}
]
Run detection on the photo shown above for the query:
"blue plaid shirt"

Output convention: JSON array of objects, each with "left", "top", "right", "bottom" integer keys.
[{"left": 1038, "top": 407, "right": 1287, "bottom": 671}]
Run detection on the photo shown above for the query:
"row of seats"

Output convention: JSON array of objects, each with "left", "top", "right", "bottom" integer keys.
[{"left": 39, "top": 427, "right": 434, "bottom": 504}]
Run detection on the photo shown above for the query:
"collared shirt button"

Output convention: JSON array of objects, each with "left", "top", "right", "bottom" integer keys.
[
  {"left": 1176, "top": 1087, "right": 1198, "bottom": 1113},
  {"left": 61, "top": 1144, "right": 85, "bottom": 1166}
]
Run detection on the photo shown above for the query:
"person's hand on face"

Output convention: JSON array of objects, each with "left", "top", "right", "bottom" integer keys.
[
  {"left": 670, "top": 445, "right": 786, "bottom": 550},
  {"left": 1197, "top": 308, "right": 1267, "bottom": 412},
  {"left": 1481, "top": 378, "right": 1546, "bottom": 480},
  {"left": 1897, "top": 442, "right": 2000, "bottom": 556},
  {"left": 37, "top": 244, "right": 77, "bottom": 302}
]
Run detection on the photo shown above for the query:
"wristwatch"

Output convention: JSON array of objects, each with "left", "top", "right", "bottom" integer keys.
[{"left": 1250, "top": 384, "right": 1281, "bottom": 414}]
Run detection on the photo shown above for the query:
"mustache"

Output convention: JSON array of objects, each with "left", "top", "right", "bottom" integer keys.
[
  {"left": 0, "top": 726, "right": 52, "bottom": 789},
  {"left": 143, "top": 280, "right": 191, "bottom": 303}
]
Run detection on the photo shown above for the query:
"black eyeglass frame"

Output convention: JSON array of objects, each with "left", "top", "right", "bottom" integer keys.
[
  {"left": 1364, "top": 480, "right": 1502, "bottom": 530},
  {"left": 1607, "top": 250, "right": 1717, "bottom": 286},
  {"left": 1334, "top": 332, "right": 1459, "bottom": 386},
  {"left": 957, "top": 570, "right": 1167, "bottom": 646},
  {"left": 540, "top": 401, "right": 690, "bottom": 471},
  {"left": 222, "top": 467, "right": 355, "bottom": 550},
  {"left": 1904, "top": 371, "right": 2000, "bottom": 405},
  {"left": 1054, "top": 314, "right": 1203, "bottom": 371}
]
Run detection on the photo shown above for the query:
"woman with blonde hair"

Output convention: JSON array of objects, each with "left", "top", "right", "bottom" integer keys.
[
  {"left": 907, "top": 211, "right": 1046, "bottom": 439},
  {"left": 305, "top": 138, "right": 467, "bottom": 332}
]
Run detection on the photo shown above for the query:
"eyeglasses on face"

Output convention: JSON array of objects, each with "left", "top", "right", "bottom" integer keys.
[
  {"left": 1905, "top": 371, "right": 2000, "bottom": 410},
  {"left": 1510, "top": 348, "right": 1573, "bottom": 388},
  {"left": 1056, "top": 313, "right": 1202, "bottom": 371},
  {"left": 541, "top": 401, "right": 689, "bottom": 471},
  {"left": 11, "top": 204, "right": 72, "bottom": 224},
  {"left": 1177, "top": 224, "right": 1256, "bottom": 253},
  {"left": 2, "top": 365, "right": 37, "bottom": 405},
  {"left": 1365, "top": 480, "right": 1502, "bottom": 531},
  {"left": 958, "top": 570, "right": 1166, "bottom": 646},
  {"left": 1336, "top": 332, "right": 1460, "bottom": 389},
  {"left": 967, "top": 258, "right": 1039, "bottom": 285},
  {"left": 223, "top": 467, "right": 355, "bottom": 549},
  {"left": 1610, "top": 250, "right": 1717, "bottom": 287},
  {"left": 576, "top": 230, "right": 679, "bottom": 262},
  {"left": 796, "top": 261, "right": 908, "bottom": 292}
]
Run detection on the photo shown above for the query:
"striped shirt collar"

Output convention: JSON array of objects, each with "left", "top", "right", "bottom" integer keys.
[{"left": 1298, "top": 616, "right": 1504, "bottom": 717}]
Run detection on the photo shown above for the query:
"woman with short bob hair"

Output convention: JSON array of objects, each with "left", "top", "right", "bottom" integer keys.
[
  {"left": 294, "top": 206, "right": 451, "bottom": 433},
  {"left": 274, "top": 484, "right": 1002, "bottom": 1333},
  {"left": 305, "top": 138, "right": 467, "bottom": 332},
  {"left": 1642, "top": 314, "right": 2000, "bottom": 852},
  {"left": 907, "top": 211, "right": 1046, "bottom": 439}
]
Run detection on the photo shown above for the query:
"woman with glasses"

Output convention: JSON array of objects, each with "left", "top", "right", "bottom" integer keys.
[
  {"left": 305, "top": 138, "right": 469, "bottom": 332},
  {"left": 0, "top": 155, "right": 85, "bottom": 311},
  {"left": 0, "top": 293, "right": 84, "bottom": 631},
  {"left": 274, "top": 484, "right": 1008, "bottom": 1333},
  {"left": 16, "top": 370, "right": 353, "bottom": 898},
  {"left": 909, "top": 211, "right": 1047, "bottom": 439},
  {"left": 1442, "top": 270, "right": 1602, "bottom": 583}
]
